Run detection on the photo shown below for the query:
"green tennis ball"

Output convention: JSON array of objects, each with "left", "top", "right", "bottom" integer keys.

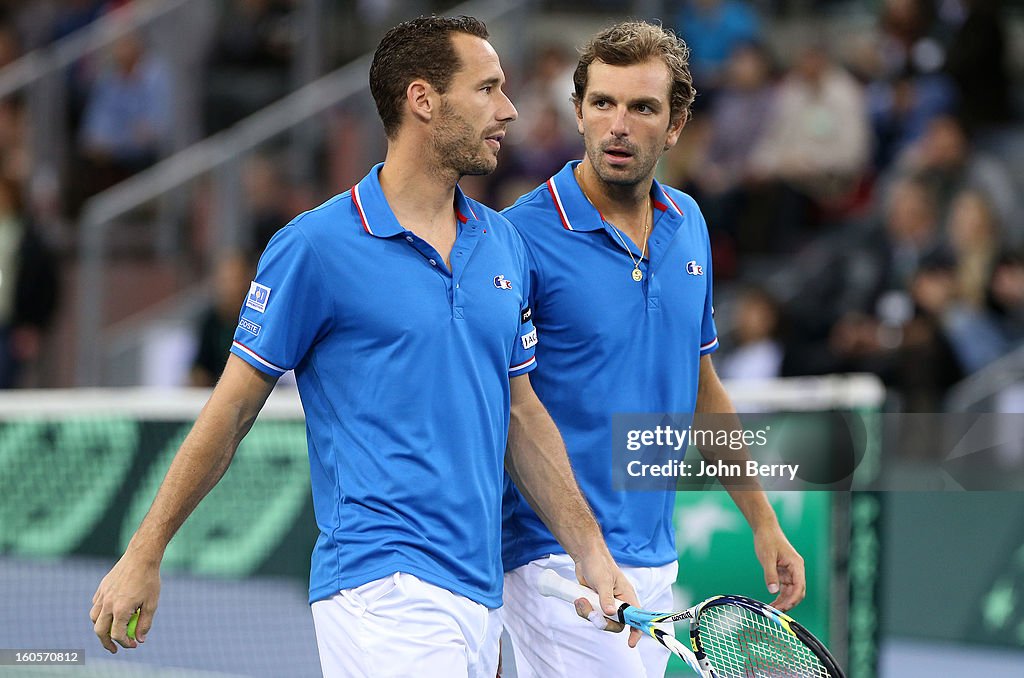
[{"left": 126, "top": 609, "right": 140, "bottom": 641}]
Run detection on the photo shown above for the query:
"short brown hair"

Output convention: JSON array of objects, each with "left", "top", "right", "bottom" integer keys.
[
  {"left": 573, "top": 21, "right": 696, "bottom": 125},
  {"left": 369, "top": 15, "right": 489, "bottom": 138}
]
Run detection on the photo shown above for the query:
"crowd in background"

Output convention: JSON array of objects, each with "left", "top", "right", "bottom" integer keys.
[
  {"left": 477, "top": 0, "right": 1024, "bottom": 413},
  {"left": 0, "top": 0, "right": 1021, "bottom": 412}
]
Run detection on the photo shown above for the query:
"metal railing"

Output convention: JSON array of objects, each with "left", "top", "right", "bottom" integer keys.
[
  {"left": 74, "top": 0, "right": 533, "bottom": 385},
  {"left": 0, "top": 0, "right": 214, "bottom": 219},
  {"left": 0, "top": 0, "right": 199, "bottom": 98}
]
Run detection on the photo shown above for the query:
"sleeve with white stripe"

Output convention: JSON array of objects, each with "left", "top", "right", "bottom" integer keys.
[
  {"left": 699, "top": 214, "right": 719, "bottom": 356},
  {"left": 230, "top": 225, "right": 333, "bottom": 377},
  {"left": 508, "top": 230, "right": 538, "bottom": 377}
]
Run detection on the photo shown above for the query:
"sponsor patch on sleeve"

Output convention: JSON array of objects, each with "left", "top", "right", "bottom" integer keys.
[
  {"left": 238, "top": 317, "right": 262, "bottom": 337},
  {"left": 246, "top": 282, "right": 271, "bottom": 313},
  {"left": 520, "top": 306, "right": 532, "bottom": 324},
  {"left": 520, "top": 328, "right": 538, "bottom": 350}
]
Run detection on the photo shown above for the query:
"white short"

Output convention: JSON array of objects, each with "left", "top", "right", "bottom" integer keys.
[
  {"left": 311, "top": 572, "right": 501, "bottom": 678},
  {"left": 501, "top": 554, "right": 678, "bottom": 678}
]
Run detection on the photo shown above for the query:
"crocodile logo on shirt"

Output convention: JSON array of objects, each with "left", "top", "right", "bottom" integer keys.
[{"left": 493, "top": 275, "right": 513, "bottom": 290}]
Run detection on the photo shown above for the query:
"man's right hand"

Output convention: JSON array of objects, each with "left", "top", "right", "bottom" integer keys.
[
  {"left": 86, "top": 357, "right": 276, "bottom": 654},
  {"left": 90, "top": 550, "right": 162, "bottom": 653},
  {"left": 573, "top": 550, "right": 643, "bottom": 648}
]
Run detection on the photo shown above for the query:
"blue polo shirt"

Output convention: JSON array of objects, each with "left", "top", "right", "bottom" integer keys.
[
  {"left": 501, "top": 161, "right": 717, "bottom": 571},
  {"left": 230, "top": 163, "right": 537, "bottom": 608}
]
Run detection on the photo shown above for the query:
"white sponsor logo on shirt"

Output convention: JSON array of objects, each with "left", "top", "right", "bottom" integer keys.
[
  {"left": 238, "top": 318, "right": 262, "bottom": 336},
  {"left": 246, "top": 282, "right": 271, "bottom": 313}
]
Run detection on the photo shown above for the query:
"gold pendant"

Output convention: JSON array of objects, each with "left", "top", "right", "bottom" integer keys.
[{"left": 632, "top": 268, "right": 643, "bottom": 282}]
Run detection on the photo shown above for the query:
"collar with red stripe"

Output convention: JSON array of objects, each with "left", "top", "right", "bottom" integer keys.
[
  {"left": 546, "top": 161, "right": 683, "bottom": 232},
  {"left": 351, "top": 162, "right": 478, "bottom": 237}
]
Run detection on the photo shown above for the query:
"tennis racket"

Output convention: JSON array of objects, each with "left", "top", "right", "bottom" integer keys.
[{"left": 537, "top": 569, "right": 844, "bottom": 678}]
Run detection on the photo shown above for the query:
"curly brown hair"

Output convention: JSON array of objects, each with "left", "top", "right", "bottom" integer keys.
[{"left": 572, "top": 21, "right": 696, "bottom": 126}]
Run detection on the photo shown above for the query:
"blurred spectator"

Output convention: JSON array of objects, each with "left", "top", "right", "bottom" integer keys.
[
  {"left": 746, "top": 45, "right": 870, "bottom": 248},
  {"left": 866, "top": 68, "right": 955, "bottom": 172},
  {"left": 948, "top": 189, "right": 1000, "bottom": 307},
  {"left": 204, "top": 0, "right": 295, "bottom": 133},
  {"left": 750, "top": 45, "right": 870, "bottom": 200},
  {"left": 0, "top": 19, "right": 21, "bottom": 69},
  {"left": 914, "top": 249, "right": 1006, "bottom": 373},
  {"left": 698, "top": 42, "right": 775, "bottom": 194},
  {"left": 0, "top": 93, "right": 58, "bottom": 239},
  {"left": 687, "top": 42, "right": 776, "bottom": 255},
  {"left": 190, "top": 251, "right": 254, "bottom": 387},
  {"left": 893, "top": 255, "right": 966, "bottom": 409},
  {"left": 507, "top": 44, "right": 576, "bottom": 143},
  {"left": 674, "top": 0, "right": 760, "bottom": 96},
  {"left": 846, "top": 2, "right": 957, "bottom": 173},
  {"left": 783, "top": 176, "right": 942, "bottom": 375},
  {"left": 488, "top": 45, "right": 580, "bottom": 207},
  {"left": 489, "top": 102, "right": 580, "bottom": 208},
  {"left": 987, "top": 253, "right": 1024, "bottom": 344},
  {"left": 76, "top": 31, "right": 172, "bottom": 200},
  {"left": 0, "top": 96, "right": 29, "bottom": 185},
  {"left": 210, "top": 0, "right": 293, "bottom": 71},
  {"left": 325, "top": 108, "right": 373, "bottom": 196},
  {"left": 784, "top": 172, "right": 1010, "bottom": 401},
  {"left": 878, "top": 0, "right": 945, "bottom": 77},
  {"left": 717, "top": 288, "right": 783, "bottom": 380},
  {"left": 943, "top": 0, "right": 1012, "bottom": 130},
  {"left": 0, "top": 176, "right": 59, "bottom": 388},
  {"left": 894, "top": 115, "right": 1019, "bottom": 239},
  {"left": 244, "top": 153, "right": 295, "bottom": 255},
  {"left": 849, "top": 177, "right": 945, "bottom": 313},
  {"left": 804, "top": 254, "right": 965, "bottom": 413}
]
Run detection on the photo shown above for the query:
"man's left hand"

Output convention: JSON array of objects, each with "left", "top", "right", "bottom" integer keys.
[{"left": 754, "top": 525, "right": 806, "bottom": 611}]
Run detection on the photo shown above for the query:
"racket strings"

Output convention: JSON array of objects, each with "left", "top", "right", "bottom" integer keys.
[{"left": 698, "top": 605, "right": 830, "bottom": 678}]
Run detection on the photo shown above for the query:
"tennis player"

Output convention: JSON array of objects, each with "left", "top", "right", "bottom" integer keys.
[
  {"left": 90, "top": 16, "right": 639, "bottom": 677},
  {"left": 499, "top": 21, "right": 805, "bottom": 677}
]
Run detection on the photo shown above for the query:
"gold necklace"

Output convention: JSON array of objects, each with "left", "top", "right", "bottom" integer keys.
[{"left": 576, "top": 164, "right": 651, "bottom": 282}]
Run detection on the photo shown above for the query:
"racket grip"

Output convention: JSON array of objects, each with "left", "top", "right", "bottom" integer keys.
[{"left": 536, "top": 569, "right": 628, "bottom": 621}]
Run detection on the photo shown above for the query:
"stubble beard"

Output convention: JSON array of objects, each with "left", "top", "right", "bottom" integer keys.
[
  {"left": 585, "top": 125, "right": 663, "bottom": 202},
  {"left": 430, "top": 100, "right": 496, "bottom": 180},
  {"left": 584, "top": 137, "right": 659, "bottom": 190}
]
